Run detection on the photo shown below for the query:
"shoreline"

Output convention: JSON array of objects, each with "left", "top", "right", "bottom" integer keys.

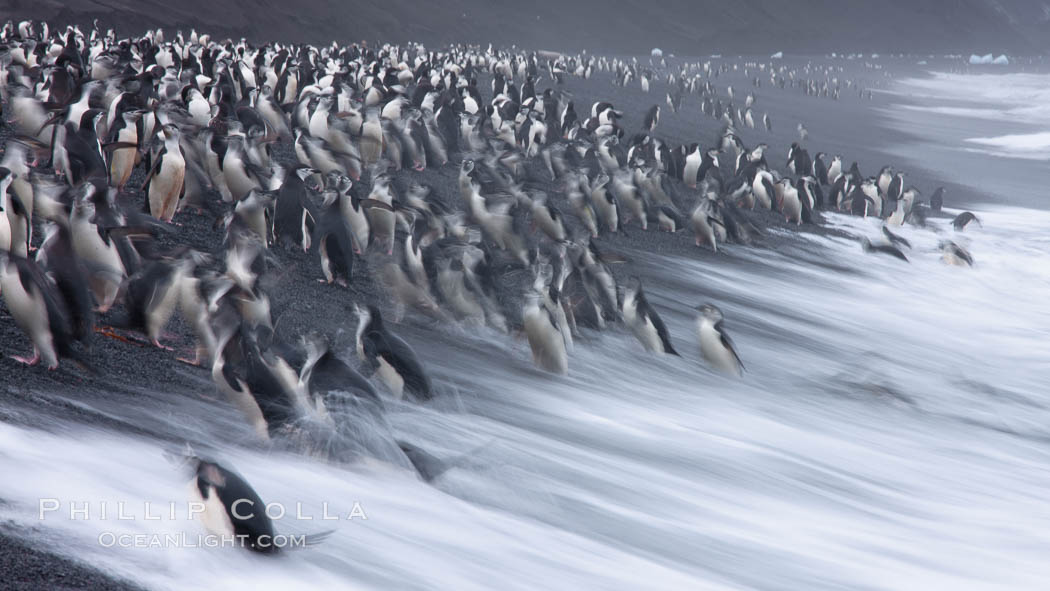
[{"left": 0, "top": 27, "right": 1039, "bottom": 589}]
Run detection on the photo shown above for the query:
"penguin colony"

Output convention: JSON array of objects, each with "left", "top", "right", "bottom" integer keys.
[{"left": 0, "top": 21, "right": 982, "bottom": 551}]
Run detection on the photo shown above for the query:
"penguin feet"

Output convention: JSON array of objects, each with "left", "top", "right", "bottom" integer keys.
[
  {"left": 12, "top": 350, "right": 54, "bottom": 369},
  {"left": 175, "top": 346, "right": 199, "bottom": 365},
  {"left": 151, "top": 339, "right": 174, "bottom": 351},
  {"left": 11, "top": 352, "right": 40, "bottom": 366},
  {"left": 95, "top": 325, "right": 137, "bottom": 344}
]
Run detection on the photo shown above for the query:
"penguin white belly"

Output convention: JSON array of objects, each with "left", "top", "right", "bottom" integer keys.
[
  {"left": 319, "top": 236, "right": 334, "bottom": 282},
  {"left": 637, "top": 318, "right": 662, "bottom": 353},
  {"left": 697, "top": 319, "right": 741, "bottom": 376},
  {"left": 943, "top": 251, "right": 969, "bottom": 267},
  {"left": 257, "top": 101, "right": 287, "bottom": 138},
  {"left": 622, "top": 193, "right": 646, "bottom": 229},
  {"left": 523, "top": 305, "right": 568, "bottom": 374},
  {"left": 368, "top": 209, "right": 395, "bottom": 251},
  {"left": 148, "top": 274, "right": 182, "bottom": 341},
  {"left": 189, "top": 481, "right": 236, "bottom": 537},
  {"left": 72, "top": 221, "right": 125, "bottom": 310},
  {"left": 624, "top": 301, "right": 661, "bottom": 353},
  {"left": 438, "top": 273, "right": 484, "bottom": 323},
  {"left": 110, "top": 146, "right": 137, "bottom": 188},
  {"left": 308, "top": 113, "right": 329, "bottom": 140},
  {"left": 109, "top": 125, "right": 137, "bottom": 188},
  {"left": 214, "top": 363, "right": 269, "bottom": 441},
  {"left": 180, "top": 278, "right": 215, "bottom": 363},
  {"left": 888, "top": 202, "right": 906, "bottom": 226},
  {"left": 360, "top": 123, "right": 383, "bottom": 165},
  {"left": 555, "top": 304, "right": 574, "bottom": 352},
  {"left": 150, "top": 153, "right": 186, "bottom": 221},
  {"left": 683, "top": 161, "right": 700, "bottom": 187},
  {"left": 309, "top": 148, "right": 342, "bottom": 176},
  {"left": 53, "top": 143, "right": 71, "bottom": 180},
  {"left": 0, "top": 209, "right": 10, "bottom": 251},
  {"left": 571, "top": 197, "right": 598, "bottom": 237},
  {"left": 225, "top": 162, "right": 258, "bottom": 202},
  {"left": 377, "top": 357, "right": 405, "bottom": 399},
  {"left": 0, "top": 272, "right": 56, "bottom": 367},
  {"left": 189, "top": 103, "right": 211, "bottom": 128},
  {"left": 753, "top": 183, "right": 772, "bottom": 209},
  {"left": 691, "top": 209, "right": 716, "bottom": 250},
  {"left": 205, "top": 152, "right": 233, "bottom": 202},
  {"left": 783, "top": 193, "right": 802, "bottom": 224},
  {"left": 12, "top": 177, "right": 33, "bottom": 223},
  {"left": 595, "top": 199, "right": 617, "bottom": 232},
  {"left": 535, "top": 210, "right": 564, "bottom": 241}
]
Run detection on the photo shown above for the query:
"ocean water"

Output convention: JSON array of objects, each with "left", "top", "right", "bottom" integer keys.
[
  {"left": 892, "top": 71, "right": 1050, "bottom": 159},
  {"left": 1, "top": 72, "right": 1049, "bottom": 590}
]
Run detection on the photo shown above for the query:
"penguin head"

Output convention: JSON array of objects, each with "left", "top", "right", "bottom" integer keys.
[
  {"left": 161, "top": 123, "right": 181, "bottom": 140},
  {"left": 335, "top": 174, "right": 353, "bottom": 194},
  {"left": 698, "top": 303, "right": 724, "bottom": 322},
  {"left": 295, "top": 165, "right": 322, "bottom": 185}
]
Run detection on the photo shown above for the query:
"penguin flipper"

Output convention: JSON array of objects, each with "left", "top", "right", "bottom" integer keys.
[
  {"left": 139, "top": 151, "right": 165, "bottom": 192},
  {"left": 648, "top": 310, "right": 679, "bottom": 356},
  {"left": 716, "top": 321, "right": 745, "bottom": 372},
  {"left": 372, "top": 331, "right": 431, "bottom": 399}
]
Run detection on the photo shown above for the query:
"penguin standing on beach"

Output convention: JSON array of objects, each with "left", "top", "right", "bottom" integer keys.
[
  {"left": 106, "top": 252, "right": 198, "bottom": 349},
  {"left": 0, "top": 252, "right": 80, "bottom": 370},
  {"left": 273, "top": 166, "right": 320, "bottom": 251},
  {"left": 312, "top": 190, "right": 357, "bottom": 286},
  {"left": 812, "top": 152, "right": 829, "bottom": 186},
  {"left": 108, "top": 108, "right": 140, "bottom": 190},
  {"left": 366, "top": 174, "right": 397, "bottom": 254},
  {"left": 144, "top": 124, "right": 186, "bottom": 222},
  {"left": 0, "top": 167, "right": 30, "bottom": 257},
  {"left": 360, "top": 110, "right": 384, "bottom": 167}
]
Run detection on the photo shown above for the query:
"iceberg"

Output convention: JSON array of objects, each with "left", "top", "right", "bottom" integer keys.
[
  {"left": 771, "top": 51, "right": 783, "bottom": 59},
  {"left": 651, "top": 48, "right": 663, "bottom": 58},
  {"left": 968, "top": 54, "right": 1009, "bottom": 65}
]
